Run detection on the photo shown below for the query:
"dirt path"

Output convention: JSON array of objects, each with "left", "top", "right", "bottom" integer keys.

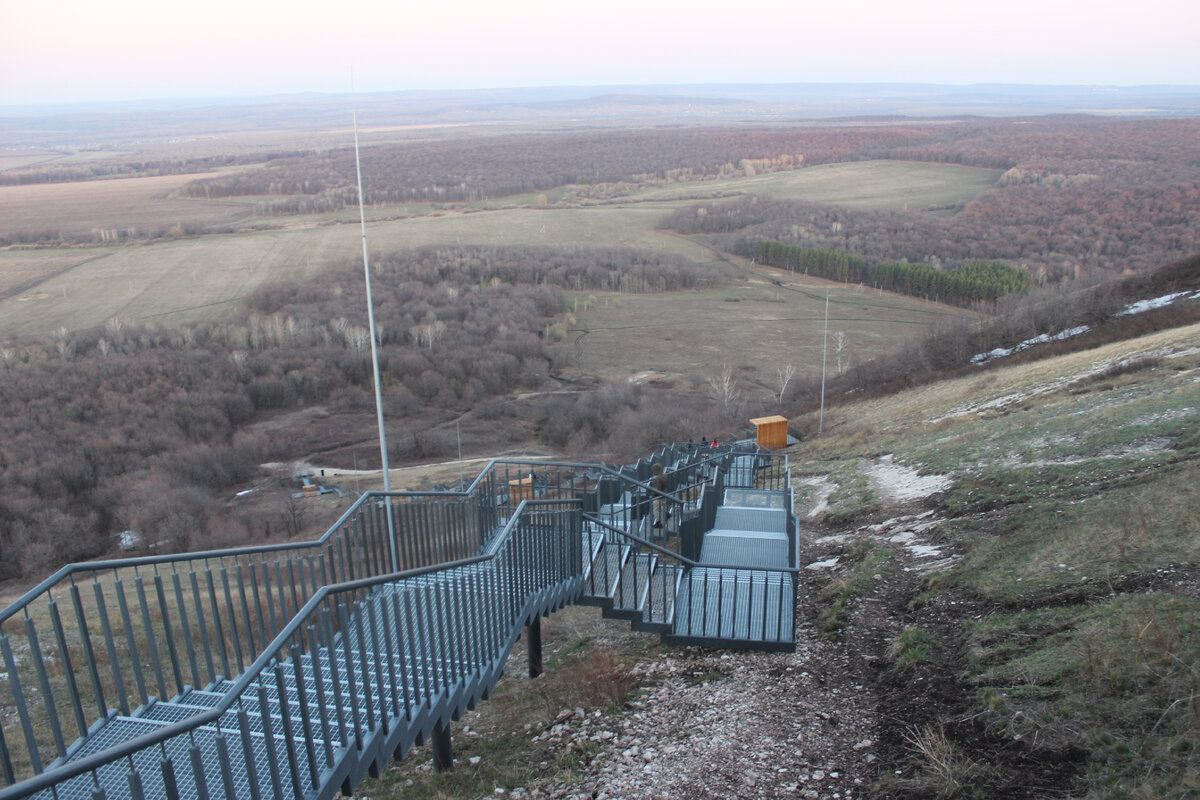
[
  {"left": 509, "top": 457, "right": 956, "bottom": 799},
  {"left": 368, "top": 455, "right": 964, "bottom": 799}
]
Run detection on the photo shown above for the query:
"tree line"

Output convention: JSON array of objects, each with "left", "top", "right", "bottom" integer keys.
[
  {"left": 177, "top": 126, "right": 936, "bottom": 211},
  {"left": 0, "top": 244, "right": 696, "bottom": 580},
  {"left": 752, "top": 240, "right": 1033, "bottom": 305},
  {"left": 667, "top": 152, "right": 1200, "bottom": 284}
]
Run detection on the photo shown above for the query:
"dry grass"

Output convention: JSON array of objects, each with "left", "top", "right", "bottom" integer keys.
[
  {"left": 0, "top": 251, "right": 97, "bottom": 298},
  {"left": 564, "top": 276, "right": 966, "bottom": 395},
  {"left": 561, "top": 645, "right": 638, "bottom": 709},
  {"left": 619, "top": 159, "right": 1003, "bottom": 212},
  {"left": 799, "top": 320, "right": 1200, "bottom": 457},
  {"left": 900, "top": 724, "right": 985, "bottom": 798},
  {"left": 0, "top": 172, "right": 251, "bottom": 238}
]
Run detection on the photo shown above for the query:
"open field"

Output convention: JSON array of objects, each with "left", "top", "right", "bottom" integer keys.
[
  {"left": 0, "top": 160, "right": 994, "bottom": 338},
  {"left": 610, "top": 160, "right": 1002, "bottom": 212},
  {"left": 0, "top": 229, "right": 339, "bottom": 337},
  {"left": 0, "top": 151, "right": 69, "bottom": 172},
  {"left": 564, "top": 263, "right": 966, "bottom": 395},
  {"left": 0, "top": 250, "right": 102, "bottom": 298},
  {"left": 0, "top": 171, "right": 254, "bottom": 238}
]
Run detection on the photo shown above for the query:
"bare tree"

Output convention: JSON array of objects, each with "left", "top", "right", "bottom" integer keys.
[
  {"left": 278, "top": 495, "right": 307, "bottom": 538},
  {"left": 834, "top": 331, "right": 849, "bottom": 374},
  {"left": 776, "top": 363, "right": 796, "bottom": 404},
  {"left": 708, "top": 364, "right": 743, "bottom": 421}
]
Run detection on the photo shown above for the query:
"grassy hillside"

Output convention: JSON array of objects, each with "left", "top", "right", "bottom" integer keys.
[
  {"left": 796, "top": 320, "right": 1200, "bottom": 797},
  {"left": 347, "top": 312, "right": 1200, "bottom": 800}
]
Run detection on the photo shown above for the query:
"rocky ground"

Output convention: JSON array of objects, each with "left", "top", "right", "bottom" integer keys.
[
  {"left": 369, "top": 457, "right": 976, "bottom": 800},
  {"left": 526, "top": 636, "right": 879, "bottom": 800},
  {"left": 471, "top": 461, "right": 956, "bottom": 800}
]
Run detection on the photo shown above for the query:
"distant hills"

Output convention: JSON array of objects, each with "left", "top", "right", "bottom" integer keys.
[{"left": 3, "top": 83, "right": 1200, "bottom": 148}]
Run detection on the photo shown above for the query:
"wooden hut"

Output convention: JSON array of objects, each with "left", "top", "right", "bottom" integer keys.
[
  {"left": 508, "top": 476, "right": 536, "bottom": 502},
  {"left": 749, "top": 415, "right": 789, "bottom": 450}
]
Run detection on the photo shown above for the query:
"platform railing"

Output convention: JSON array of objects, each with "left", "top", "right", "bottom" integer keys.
[
  {"left": 0, "top": 485, "right": 498, "bottom": 788},
  {"left": 582, "top": 511, "right": 797, "bottom": 647},
  {"left": 0, "top": 447, "right": 784, "bottom": 792},
  {"left": 0, "top": 499, "right": 582, "bottom": 800}
]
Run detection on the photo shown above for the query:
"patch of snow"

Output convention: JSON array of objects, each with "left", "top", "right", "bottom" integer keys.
[
  {"left": 971, "top": 325, "right": 1091, "bottom": 364},
  {"left": 860, "top": 510, "right": 954, "bottom": 569},
  {"left": 116, "top": 530, "right": 143, "bottom": 550},
  {"left": 806, "top": 557, "right": 840, "bottom": 570},
  {"left": 798, "top": 476, "right": 838, "bottom": 519},
  {"left": 971, "top": 292, "right": 1200, "bottom": 366},
  {"left": 888, "top": 526, "right": 944, "bottom": 558},
  {"left": 905, "top": 544, "right": 944, "bottom": 559},
  {"left": 1117, "top": 291, "right": 1193, "bottom": 316},
  {"left": 236, "top": 489, "right": 255, "bottom": 497},
  {"left": 866, "top": 456, "right": 950, "bottom": 502},
  {"left": 930, "top": 353, "right": 1167, "bottom": 424}
]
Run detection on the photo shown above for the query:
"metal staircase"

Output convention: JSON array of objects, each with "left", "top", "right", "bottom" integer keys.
[{"left": 0, "top": 445, "right": 797, "bottom": 799}]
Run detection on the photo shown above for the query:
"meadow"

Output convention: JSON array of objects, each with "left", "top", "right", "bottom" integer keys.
[
  {"left": 560, "top": 269, "right": 964, "bottom": 396},
  {"left": 0, "top": 159, "right": 992, "bottom": 341},
  {"left": 0, "top": 171, "right": 252, "bottom": 238}
]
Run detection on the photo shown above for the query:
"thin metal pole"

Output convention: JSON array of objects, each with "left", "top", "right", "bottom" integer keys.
[
  {"left": 352, "top": 96, "right": 400, "bottom": 574},
  {"left": 818, "top": 294, "right": 829, "bottom": 437},
  {"left": 457, "top": 421, "right": 464, "bottom": 488}
]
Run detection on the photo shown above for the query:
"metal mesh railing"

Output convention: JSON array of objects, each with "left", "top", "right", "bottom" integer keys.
[
  {"left": 0, "top": 485, "right": 495, "bottom": 787},
  {"left": 0, "top": 500, "right": 582, "bottom": 800},
  {"left": 0, "top": 445, "right": 794, "bottom": 796}
]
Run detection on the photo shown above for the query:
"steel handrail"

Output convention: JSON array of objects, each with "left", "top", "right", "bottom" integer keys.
[
  {"left": 0, "top": 498, "right": 577, "bottom": 800},
  {"left": 0, "top": 445, "right": 785, "bottom": 794},
  {"left": 0, "top": 457, "right": 591, "bottom": 625},
  {"left": 583, "top": 514, "right": 800, "bottom": 575},
  {"left": 0, "top": 486, "right": 463, "bottom": 626}
]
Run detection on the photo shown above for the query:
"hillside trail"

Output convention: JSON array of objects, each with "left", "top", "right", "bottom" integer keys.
[{"left": 497, "top": 457, "right": 953, "bottom": 800}]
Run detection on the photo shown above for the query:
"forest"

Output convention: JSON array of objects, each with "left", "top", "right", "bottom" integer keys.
[
  {"left": 654, "top": 118, "right": 1200, "bottom": 284},
  {"left": 0, "top": 245, "right": 710, "bottom": 580},
  {"left": 175, "top": 127, "right": 932, "bottom": 209},
  {"left": 751, "top": 240, "right": 1033, "bottom": 305}
]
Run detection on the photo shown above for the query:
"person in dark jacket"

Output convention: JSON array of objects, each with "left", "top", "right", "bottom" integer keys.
[{"left": 651, "top": 463, "right": 668, "bottom": 530}]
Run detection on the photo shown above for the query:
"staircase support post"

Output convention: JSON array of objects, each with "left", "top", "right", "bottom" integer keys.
[
  {"left": 527, "top": 617, "right": 543, "bottom": 678},
  {"left": 432, "top": 720, "right": 453, "bottom": 772}
]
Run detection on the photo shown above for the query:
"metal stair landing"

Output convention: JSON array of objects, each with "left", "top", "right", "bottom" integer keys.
[{"left": 666, "top": 484, "right": 796, "bottom": 650}]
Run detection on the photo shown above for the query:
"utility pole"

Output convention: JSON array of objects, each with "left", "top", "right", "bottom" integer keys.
[
  {"left": 457, "top": 421, "right": 464, "bottom": 488},
  {"left": 819, "top": 294, "right": 829, "bottom": 437}
]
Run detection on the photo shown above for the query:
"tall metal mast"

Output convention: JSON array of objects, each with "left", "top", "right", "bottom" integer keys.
[
  {"left": 353, "top": 100, "right": 400, "bottom": 572},
  {"left": 818, "top": 293, "right": 829, "bottom": 437}
]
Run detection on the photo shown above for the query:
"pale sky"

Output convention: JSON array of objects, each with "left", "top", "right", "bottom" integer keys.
[{"left": 2, "top": 0, "right": 1198, "bottom": 106}]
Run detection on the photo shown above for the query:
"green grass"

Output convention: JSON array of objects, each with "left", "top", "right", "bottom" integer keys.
[
  {"left": 819, "top": 542, "right": 892, "bottom": 635},
  {"left": 798, "top": 329, "right": 1200, "bottom": 798},
  {"left": 965, "top": 595, "right": 1200, "bottom": 797},
  {"left": 888, "top": 626, "right": 934, "bottom": 668},
  {"left": 945, "top": 458, "right": 1200, "bottom": 603}
]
